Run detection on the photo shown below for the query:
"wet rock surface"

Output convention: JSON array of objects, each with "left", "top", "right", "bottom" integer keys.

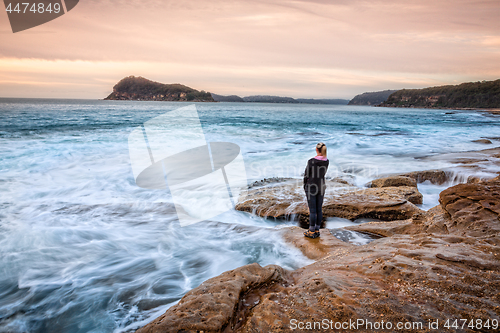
[
  {"left": 396, "top": 169, "right": 452, "bottom": 185},
  {"left": 415, "top": 147, "right": 500, "bottom": 177},
  {"left": 472, "top": 139, "right": 493, "bottom": 144},
  {"left": 138, "top": 177, "right": 500, "bottom": 333},
  {"left": 234, "top": 180, "right": 423, "bottom": 224},
  {"left": 367, "top": 176, "right": 417, "bottom": 188},
  {"left": 136, "top": 263, "right": 290, "bottom": 333}
]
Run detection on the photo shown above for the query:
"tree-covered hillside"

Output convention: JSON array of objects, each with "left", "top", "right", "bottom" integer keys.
[{"left": 380, "top": 80, "right": 500, "bottom": 108}]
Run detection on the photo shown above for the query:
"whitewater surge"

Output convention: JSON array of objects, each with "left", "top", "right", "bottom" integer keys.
[{"left": 0, "top": 99, "right": 499, "bottom": 332}]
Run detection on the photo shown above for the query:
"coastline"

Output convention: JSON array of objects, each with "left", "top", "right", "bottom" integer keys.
[
  {"left": 481, "top": 108, "right": 500, "bottom": 115},
  {"left": 137, "top": 147, "right": 500, "bottom": 333},
  {"left": 374, "top": 104, "right": 500, "bottom": 114}
]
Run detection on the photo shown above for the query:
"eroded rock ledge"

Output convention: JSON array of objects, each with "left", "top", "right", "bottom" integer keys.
[
  {"left": 138, "top": 176, "right": 500, "bottom": 333},
  {"left": 235, "top": 178, "right": 423, "bottom": 224},
  {"left": 136, "top": 264, "right": 290, "bottom": 333}
]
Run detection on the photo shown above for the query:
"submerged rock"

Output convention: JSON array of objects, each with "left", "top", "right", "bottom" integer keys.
[
  {"left": 472, "top": 139, "right": 493, "bottom": 144},
  {"left": 411, "top": 146, "right": 500, "bottom": 177}
]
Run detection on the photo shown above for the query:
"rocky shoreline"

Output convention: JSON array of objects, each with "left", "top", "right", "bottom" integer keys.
[{"left": 137, "top": 149, "right": 500, "bottom": 333}]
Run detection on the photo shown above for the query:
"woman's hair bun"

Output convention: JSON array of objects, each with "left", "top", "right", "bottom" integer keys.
[{"left": 316, "top": 142, "right": 325, "bottom": 149}]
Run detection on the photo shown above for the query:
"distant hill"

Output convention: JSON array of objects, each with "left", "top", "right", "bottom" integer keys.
[
  {"left": 105, "top": 76, "right": 349, "bottom": 104},
  {"left": 211, "top": 93, "right": 349, "bottom": 104},
  {"left": 211, "top": 94, "right": 244, "bottom": 102},
  {"left": 379, "top": 80, "right": 500, "bottom": 108},
  {"left": 296, "top": 98, "right": 349, "bottom": 105},
  {"left": 105, "top": 76, "right": 215, "bottom": 102},
  {"left": 242, "top": 95, "right": 297, "bottom": 103},
  {"left": 348, "top": 90, "right": 398, "bottom": 106}
]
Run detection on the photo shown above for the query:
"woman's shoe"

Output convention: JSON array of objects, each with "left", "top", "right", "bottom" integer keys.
[
  {"left": 304, "top": 230, "right": 317, "bottom": 238},
  {"left": 314, "top": 230, "right": 320, "bottom": 238}
]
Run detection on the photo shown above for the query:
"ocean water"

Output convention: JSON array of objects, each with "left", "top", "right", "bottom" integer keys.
[{"left": 1, "top": 99, "right": 499, "bottom": 332}]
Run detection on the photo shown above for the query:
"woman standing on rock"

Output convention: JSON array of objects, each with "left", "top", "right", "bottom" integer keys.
[{"left": 303, "top": 142, "right": 329, "bottom": 238}]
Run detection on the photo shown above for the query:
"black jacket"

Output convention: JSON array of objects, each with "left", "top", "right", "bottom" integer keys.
[{"left": 303, "top": 157, "right": 329, "bottom": 196}]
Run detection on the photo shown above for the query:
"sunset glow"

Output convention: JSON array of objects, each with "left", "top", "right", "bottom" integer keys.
[{"left": 1, "top": 0, "right": 499, "bottom": 98}]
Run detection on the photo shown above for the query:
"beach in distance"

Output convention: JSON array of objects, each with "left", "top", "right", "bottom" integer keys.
[{"left": 1, "top": 98, "right": 500, "bottom": 332}]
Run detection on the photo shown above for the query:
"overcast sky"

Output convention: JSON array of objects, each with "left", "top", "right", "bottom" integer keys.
[{"left": 1, "top": 0, "right": 499, "bottom": 99}]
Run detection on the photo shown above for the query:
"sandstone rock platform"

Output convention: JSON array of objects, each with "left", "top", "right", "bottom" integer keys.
[
  {"left": 138, "top": 177, "right": 500, "bottom": 333},
  {"left": 235, "top": 179, "right": 423, "bottom": 226}
]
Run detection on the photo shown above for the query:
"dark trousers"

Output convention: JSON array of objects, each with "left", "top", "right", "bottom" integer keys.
[{"left": 306, "top": 192, "right": 324, "bottom": 231}]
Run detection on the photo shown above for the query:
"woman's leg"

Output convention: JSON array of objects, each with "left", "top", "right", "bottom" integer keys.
[
  {"left": 306, "top": 192, "right": 318, "bottom": 232},
  {"left": 315, "top": 193, "right": 324, "bottom": 231}
]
